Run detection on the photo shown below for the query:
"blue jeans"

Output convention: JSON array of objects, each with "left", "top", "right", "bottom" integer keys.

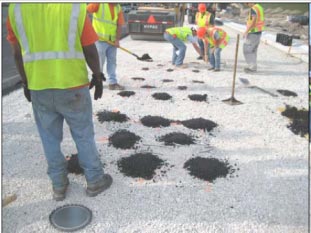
[
  {"left": 198, "top": 39, "right": 204, "bottom": 56},
  {"left": 209, "top": 46, "right": 222, "bottom": 69},
  {"left": 31, "top": 87, "right": 104, "bottom": 189},
  {"left": 163, "top": 33, "right": 187, "bottom": 66},
  {"left": 95, "top": 41, "right": 118, "bottom": 84}
]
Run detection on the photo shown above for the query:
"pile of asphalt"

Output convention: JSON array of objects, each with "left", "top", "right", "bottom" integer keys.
[
  {"left": 118, "top": 91, "right": 135, "bottom": 97},
  {"left": 177, "top": 86, "right": 188, "bottom": 90},
  {"left": 188, "top": 94, "right": 207, "bottom": 102},
  {"left": 97, "top": 110, "right": 129, "bottom": 123},
  {"left": 192, "top": 70, "right": 200, "bottom": 73},
  {"left": 281, "top": 105, "right": 308, "bottom": 137},
  {"left": 140, "top": 115, "right": 171, "bottom": 128},
  {"left": 157, "top": 132, "right": 195, "bottom": 146},
  {"left": 131, "top": 77, "right": 145, "bottom": 81},
  {"left": 277, "top": 90, "right": 298, "bottom": 97},
  {"left": 192, "top": 80, "right": 205, "bottom": 84},
  {"left": 117, "top": 153, "right": 165, "bottom": 180},
  {"left": 152, "top": 92, "right": 172, "bottom": 101},
  {"left": 141, "top": 85, "right": 156, "bottom": 89},
  {"left": 180, "top": 118, "right": 218, "bottom": 132},
  {"left": 184, "top": 157, "right": 236, "bottom": 182},
  {"left": 67, "top": 154, "right": 84, "bottom": 175},
  {"left": 109, "top": 130, "right": 141, "bottom": 149},
  {"left": 162, "top": 79, "right": 174, "bottom": 83},
  {"left": 166, "top": 69, "right": 174, "bottom": 72},
  {"left": 142, "top": 67, "right": 149, "bottom": 71}
]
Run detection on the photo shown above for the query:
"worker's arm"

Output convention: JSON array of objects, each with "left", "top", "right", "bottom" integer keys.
[
  {"left": 115, "top": 8, "right": 125, "bottom": 47},
  {"left": 203, "top": 38, "right": 209, "bottom": 62},
  {"left": 192, "top": 43, "right": 201, "bottom": 56}
]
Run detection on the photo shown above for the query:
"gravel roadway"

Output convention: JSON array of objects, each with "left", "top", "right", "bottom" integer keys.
[{"left": 2, "top": 23, "right": 309, "bottom": 233}]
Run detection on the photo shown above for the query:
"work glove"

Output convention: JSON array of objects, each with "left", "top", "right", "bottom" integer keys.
[
  {"left": 89, "top": 73, "right": 106, "bottom": 100},
  {"left": 22, "top": 82, "right": 31, "bottom": 102}
]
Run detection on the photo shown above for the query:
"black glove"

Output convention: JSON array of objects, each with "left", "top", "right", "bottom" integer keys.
[
  {"left": 89, "top": 73, "right": 106, "bottom": 100},
  {"left": 22, "top": 83, "right": 31, "bottom": 102}
]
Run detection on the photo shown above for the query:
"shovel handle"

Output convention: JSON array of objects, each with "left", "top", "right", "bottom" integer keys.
[{"left": 105, "top": 41, "right": 139, "bottom": 58}]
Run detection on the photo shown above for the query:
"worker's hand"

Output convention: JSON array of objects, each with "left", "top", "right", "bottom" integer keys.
[
  {"left": 22, "top": 83, "right": 31, "bottom": 102},
  {"left": 211, "top": 47, "right": 215, "bottom": 54},
  {"left": 243, "top": 31, "right": 248, "bottom": 39},
  {"left": 115, "top": 40, "right": 120, "bottom": 48},
  {"left": 89, "top": 73, "right": 106, "bottom": 100},
  {"left": 204, "top": 54, "right": 208, "bottom": 62}
]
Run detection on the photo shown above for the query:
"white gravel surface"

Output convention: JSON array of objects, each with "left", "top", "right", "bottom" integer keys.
[{"left": 2, "top": 24, "right": 309, "bottom": 233}]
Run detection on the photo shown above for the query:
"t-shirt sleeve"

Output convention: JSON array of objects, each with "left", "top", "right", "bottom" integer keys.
[
  {"left": 187, "top": 35, "right": 198, "bottom": 43},
  {"left": 251, "top": 9, "right": 257, "bottom": 17},
  {"left": 117, "top": 8, "right": 125, "bottom": 25},
  {"left": 6, "top": 16, "right": 18, "bottom": 44},
  {"left": 81, "top": 16, "right": 98, "bottom": 46}
]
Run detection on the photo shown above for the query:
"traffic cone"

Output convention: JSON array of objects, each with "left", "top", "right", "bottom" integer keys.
[{"left": 147, "top": 15, "right": 156, "bottom": 24}]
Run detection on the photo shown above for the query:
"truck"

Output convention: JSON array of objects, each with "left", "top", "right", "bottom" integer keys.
[{"left": 127, "top": 3, "right": 185, "bottom": 40}]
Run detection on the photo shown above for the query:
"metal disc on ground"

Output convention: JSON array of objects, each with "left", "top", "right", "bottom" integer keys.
[
  {"left": 152, "top": 92, "right": 172, "bottom": 100},
  {"left": 49, "top": 204, "right": 92, "bottom": 232}
]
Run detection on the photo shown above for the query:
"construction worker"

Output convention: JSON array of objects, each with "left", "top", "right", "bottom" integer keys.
[
  {"left": 7, "top": 3, "right": 112, "bottom": 201},
  {"left": 195, "top": 3, "right": 214, "bottom": 60},
  {"left": 197, "top": 26, "right": 229, "bottom": 71},
  {"left": 163, "top": 26, "right": 201, "bottom": 68},
  {"left": 87, "top": 3, "right": 125, "bottom": 90},
  {"left": 243, "top": 3, "right": 265, "bottom": 73}
]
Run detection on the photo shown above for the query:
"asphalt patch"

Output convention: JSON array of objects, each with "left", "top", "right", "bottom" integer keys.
[
  {"left": 157, "top": 132, "right": 195, "bottom": 146},
  {"left": 167, "top": 69, "right": 174, "bottom": 72},
  {"left": 140, "top": 115, "right": 171, "bottom": 128},
  {"left": 177, "top": 86, "right": 188, "bottom": 90},
  {"left": 118, "top": 91, "right": 135, "bottom": 97},
  {"left": 117, "top": 153, "right": 164, "bottom": 180},
  {"left": 188, "top": 94, "right": 207, "bottom": 102},
  {"left": 97, "top": 110, "right": 129, "bottom": 123},
  {"left": 109, "top": 130, "right": 141, "bottom": 149},
  {"left": 192, "top": 80, "right": 205, "bottom": 84},
  {"left": 66, "top": 154, "right": 84, "bottom": 174},
  {"left": 142, "top": 67, "right": 149, "bottom": 71},
  {"left": 184, "top": 157, "right": 235, "bottom": 182},
  {"left": 192, "top": 70, "right": 200, "bottom": 73},
  {"left": 281, "top": 105, "right": 308, "bottom": 137},
  {"left": 277, "top": 90, "right": 298, "bottom": 97},
  {"left": 181, "top": 118, "right": 218, "bottom": 132},
  {"left": 132, "top": 77, "right": 145, "bottom": 81},
  {"left": 162, "top": 79, "right": 174, "bottom": 83},
  {"left": 152, "top": 92, "right": 172, "bottom": 100},
  {"left": 141, "top": 85, "right": 156, "bottom": 89}
]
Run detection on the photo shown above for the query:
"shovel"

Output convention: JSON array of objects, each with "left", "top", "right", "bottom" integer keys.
[
  {"left": 239, "top": 78, "right": 278, "bottom": 97},
  {"left": 106, "top": 41, "right": 153, "bottom": 62}
]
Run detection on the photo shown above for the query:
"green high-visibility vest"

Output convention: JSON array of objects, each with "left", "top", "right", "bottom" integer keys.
[
  {"left": 166, "top": 27, "right": 193, "bottom": 42},
  {"left": 9, "top": 3, "right": 88, "bottom": 90},
  {"left": 92, "top": 3, "right": 121, "bottom": 42},
  {"left": 196, "top": 12, "right": 212, "bottom": 27},
  {"left": 247, "top": 4, "right": 265, "bottom": 33}
]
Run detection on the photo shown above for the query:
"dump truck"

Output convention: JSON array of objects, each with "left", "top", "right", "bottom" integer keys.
[{"left": 127, "top": 3, "right": 185, "bottom": 40}]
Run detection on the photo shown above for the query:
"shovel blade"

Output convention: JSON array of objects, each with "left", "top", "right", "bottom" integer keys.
[
  {"left": 222, "top": 97, "right": 243, "bottom": 105},
  {"left": 138, "top": 53, "right": 153, "bottom": 62}
]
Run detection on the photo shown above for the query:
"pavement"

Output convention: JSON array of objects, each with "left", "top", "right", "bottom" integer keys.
[{"left": 2, "top": 14, "right": 309, "bottom": 233}]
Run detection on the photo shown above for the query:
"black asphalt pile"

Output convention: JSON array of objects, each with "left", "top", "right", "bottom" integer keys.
[
  {"left": 140, "top": 115, "right": 171, "bottom": 128},
  {"left": 132, "top": 77, "right": 145, "bottom": 81},
  {"left": 141, "top": 85, "right": 156, "bottom": 89},
  {"left": 192, "top": 70, "right": 200, "bottom": 73},
  {"left": 157, "top": 132, "right": 195, "bottom": 146},
  {"left": 97, "top": 110, "right": 129, "bottom": 123},
  {"left": 157, "top": 64, "right": 164, "bottom": 67},
  {"left": 117, "top": 153, "right": 164, "bottom": 180},
  {"left": 192, "top": 80, "right": 205, "bottom": 84},
  {"left": 162, "top": 79, "right": 173, "bottom": 83},
  {"left": 152, "top": 92, "right": 172, "bottom": 101},
  {"left": 167, "top": 69, "right": 174, "bottom": 72},
  {"left": 281, "top": 105, "right": 308, "bottom": 137},
  {"left": 277, "top": 90, "right": 298, "bottom": 97},
  {"left": 109, "top": 130, "right": 141, "bottom": 149},
  {"left": 118, "top": 91, "right": 135, "bottom": 97},
  {"left": 142, "top": 67, "right": 149, "bottom": 70},
  {"left": 188, "top": 94, "right": 207, "bottom": 102},
  {"left": 177, "top": 86, "right": 187, "bottom": 90},
  {"left": 67, "top": 154, "right": 84, "bottom": 175},
  {"left": 181, "top": 118, "right": 218, "bottom": 132},
  {"left": 183, "top": 157, "right": 235, "bottom": 182}
]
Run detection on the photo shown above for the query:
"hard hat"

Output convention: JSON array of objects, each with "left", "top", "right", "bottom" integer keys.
[
  {"left": 197, "top": 27, "right": 207, "bottom": 39},
  {"left": 198, "top": 3, "right": 206, "bottom": 13}
]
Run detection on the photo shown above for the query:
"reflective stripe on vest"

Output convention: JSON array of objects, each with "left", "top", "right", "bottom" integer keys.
[
  {"left": 13, "top": 4, "right": 84, "bottom": 63},
  {"left": 166, "top": 27, "right": 192, "bottom": 41},
  {"left": 196, "top": 12, "right": 211, "bottom": 27},
  {"left": 247, "top": 4, "right": 265, "bottom": 33},
  {"left": 92, "top": 4, "right": 119, "bottom": 41}
]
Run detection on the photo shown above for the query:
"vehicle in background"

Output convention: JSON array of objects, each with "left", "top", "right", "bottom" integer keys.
[{"left": 127, "top": 3, "right": 185, "bottom": 40}]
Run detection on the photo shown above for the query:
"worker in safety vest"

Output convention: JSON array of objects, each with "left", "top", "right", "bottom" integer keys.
[
  {"left": 7, "top": 3, "right": 112, "bottom": 201},
  {"left": 195, "top": 3, "right": 214, "bottom": 60},
  {"left": 243, "top": 3, "right": 265, "bottom": 73},
  {"left": 197, "top": 26, "right": 229, "bottom": 71},
  {"left": 164, "top": 26, "right": 201, "bottom": 68},
  {"left": 87, "top": 3, "right": 125, "bottom": 90}
]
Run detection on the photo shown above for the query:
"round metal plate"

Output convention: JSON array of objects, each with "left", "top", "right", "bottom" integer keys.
[{"left": 49, "top": 204, "right": 92, "bottom": 232}]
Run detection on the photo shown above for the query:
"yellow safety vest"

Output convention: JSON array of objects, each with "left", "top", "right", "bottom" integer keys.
[
  {"left": 206, "top": 28, "right": 229, "bottom": 49},
  {"left": 92, "top": 3, "right": 121, "bottom": 42},
  {"left": 196, "top": 12, "right": 212, "bottom": 28},
  {"left": 166, "top": 27, "right": 193, "bottom": 42},
  {"left": 9, "top": 3, "right": 88, "bottom": 90},
  {"left": 247, "top": 4, "right": 265, "bottom": 33}
]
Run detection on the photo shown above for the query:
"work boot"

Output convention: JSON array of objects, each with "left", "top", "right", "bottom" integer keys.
[
  {"left": 86, "top": 174, "right": 113, "bottom": 197},
  {"left": 197, "top": 56, "right": 203, "bottom": 60},
  {"left": 244, "top": 67, "right": 256, "bottom": 73},
  {"left": 53, "top": 179, "right": 69, "bottom": 201},
  {"left": 175, "top": 64, "right": 188, "bottom": 69},
  {"left": 208, "top": 67, "right": 215, "bottom": 71},
  {"left": 214, "top": 68, "right": 220, "bottom": 72},
  {"left": 108, "top": 83, "right": 125, "bottom": 90}
]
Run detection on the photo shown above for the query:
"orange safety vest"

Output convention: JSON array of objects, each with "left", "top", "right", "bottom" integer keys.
[
  {"left": 247, "top": 4, "right": 265, "bottom": 33},
  {"left": 206, "top": 27, "right": 229, "bottom": 49}
]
